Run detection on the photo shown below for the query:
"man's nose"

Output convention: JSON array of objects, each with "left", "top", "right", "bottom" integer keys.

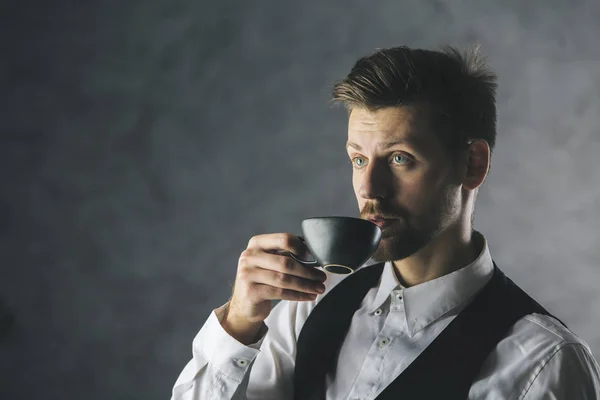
[{"left": 358, "top": 160, "right": 393, "bottom": 200}]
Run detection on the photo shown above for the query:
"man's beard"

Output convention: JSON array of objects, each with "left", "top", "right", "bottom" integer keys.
[
  {"left": 360, "top": 202, "right": 448, "bottom": 263},
  {"left": 371, "top": 221, "right": 436, "bottom": 262}
]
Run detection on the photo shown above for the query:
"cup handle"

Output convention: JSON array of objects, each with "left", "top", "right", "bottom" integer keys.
[
  {"left": 288, "top": 252, "right": 321, "bottom": 267},
  {"left": 290, "top": 235, "right": 321, "bottom": 267}
]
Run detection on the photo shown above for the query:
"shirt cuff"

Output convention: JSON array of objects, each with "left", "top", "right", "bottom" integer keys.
[{"left": 193, "top": 303, "right": 269, "bottom": 383}]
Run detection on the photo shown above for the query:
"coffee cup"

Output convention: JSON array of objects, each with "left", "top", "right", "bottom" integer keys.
[{"left": 287, "top": 216, "right": 382, "bottom": 274}]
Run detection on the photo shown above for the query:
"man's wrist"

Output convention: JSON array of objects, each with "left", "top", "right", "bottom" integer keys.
[{"left": 220, "top": 302, "right": 265, "bottom": 345}]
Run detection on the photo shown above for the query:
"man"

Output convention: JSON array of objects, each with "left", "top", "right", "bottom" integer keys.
[{"left": 171, "top": 45, "right": 600, "bottom": 399}]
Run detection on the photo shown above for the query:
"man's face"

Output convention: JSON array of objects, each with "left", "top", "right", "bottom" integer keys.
[{"left": 347, "top": 106, "right": 464, "bottom": 262}]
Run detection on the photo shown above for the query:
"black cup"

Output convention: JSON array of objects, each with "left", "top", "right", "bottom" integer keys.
[{"left": 288, "top": 216, "right": 382, "bottom": 274}]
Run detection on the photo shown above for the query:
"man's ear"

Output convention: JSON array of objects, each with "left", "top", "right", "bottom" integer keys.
[{"left": 462, "top": 139, "right": 490, "bottom": 190}]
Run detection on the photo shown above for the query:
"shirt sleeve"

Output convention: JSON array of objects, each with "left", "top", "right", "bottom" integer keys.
[
  {"left": 171, "top": 299, "right": 308, "bottom": 400},
  {"left": 519, "top": 342, "right": 600, "bottom": 400}
]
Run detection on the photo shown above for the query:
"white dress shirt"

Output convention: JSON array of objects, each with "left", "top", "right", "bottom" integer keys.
[{"left": 171, "top": 232, "right": 600, "bottom": 399}]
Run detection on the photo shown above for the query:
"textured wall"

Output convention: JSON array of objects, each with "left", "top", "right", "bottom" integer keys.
[{"left": 1, "top": 1, "right": 599, "bottom": 399}]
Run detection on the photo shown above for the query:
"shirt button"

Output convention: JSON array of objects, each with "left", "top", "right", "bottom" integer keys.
[
  {"left": 378, "top": 337, "right": 391, "bottom": 349},
  {"left": 235, "top": 358, "right": 249, "bottom": 367},
  {"left": 374, "top": 308, "right": 382, "bottom": 316},
  {"left": 395, "top": 293, "right": 402, "bottom": 300}
]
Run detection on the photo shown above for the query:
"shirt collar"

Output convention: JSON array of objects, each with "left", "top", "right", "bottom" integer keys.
[{"left": 366, "top": 231, "right": 494, "bottom": 337}]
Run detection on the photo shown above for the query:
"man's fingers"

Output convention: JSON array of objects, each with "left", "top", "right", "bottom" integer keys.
[
  {"left": 249, "top": 267, "right": 326, "bottom": 295},
  {"left": 241, "top": 250, "right": 327, "bottom": 282},
  {"left": 253, "top": 283, "right": 319, "bottom": 301},
  {"left": 248, "top": 233, "right": 309, "bottom": 259}
]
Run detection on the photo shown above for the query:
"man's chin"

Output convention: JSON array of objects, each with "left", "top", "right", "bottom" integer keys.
[
  {"left": 380, "top": 225, "right": 408, "bottom": 240},
  {"left": 372, "top": 230, "right": 427, "bottom": 262},
  {"left": 372, "top": 236, "right": 406, "bottom": 262}
]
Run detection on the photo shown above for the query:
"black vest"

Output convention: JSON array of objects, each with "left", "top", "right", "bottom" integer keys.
[{"left": 293, "top": 262, "right": 564, "bottom": 400}]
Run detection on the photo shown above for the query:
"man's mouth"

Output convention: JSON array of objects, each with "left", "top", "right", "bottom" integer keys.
[{"left": 367, "top": 217, "right": 397, "bottom": 228}]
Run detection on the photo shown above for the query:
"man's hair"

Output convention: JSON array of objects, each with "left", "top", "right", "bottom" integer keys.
[{"left": 332, "top": 45, "right": 498, "bottom": 158}]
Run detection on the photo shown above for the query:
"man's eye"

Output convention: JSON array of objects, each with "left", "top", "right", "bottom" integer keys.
[
  {"left": 392, "top": 154, "right": 411, "bottom": 165},
  {"left": 351, "top": 157, "right": 366, "bottom": 167}
]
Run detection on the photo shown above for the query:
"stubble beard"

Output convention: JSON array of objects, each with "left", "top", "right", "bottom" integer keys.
[
  {"left": 371, "top": 220, "right": 436, "bottom": 262},
  {"left": 369, "top": 194, "right": 459, "bottom": 263}
]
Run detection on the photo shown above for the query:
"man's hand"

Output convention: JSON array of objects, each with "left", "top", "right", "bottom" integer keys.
[{"left": 222, "top": 233, "right": 328, "bottom": 345}]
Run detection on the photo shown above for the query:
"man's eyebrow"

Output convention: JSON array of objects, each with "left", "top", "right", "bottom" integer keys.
[
  {"left": 345, "top": 141, "right": 361, "bottom": 151},
  {"left": 345, "top": 138, "right": 417, "bottom": 151}
]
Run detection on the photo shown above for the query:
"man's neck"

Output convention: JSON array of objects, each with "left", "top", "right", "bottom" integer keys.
[{"left": 392, "top": 226, "right": 481, "bottom": 288}]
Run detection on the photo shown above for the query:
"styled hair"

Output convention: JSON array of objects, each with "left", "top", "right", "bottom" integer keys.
[{"left": 332, "top": 45, "right": 498, "bottom": 157}]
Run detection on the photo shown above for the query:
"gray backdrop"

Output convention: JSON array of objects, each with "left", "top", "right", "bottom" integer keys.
[{"left": 1, "top": 1, "right": 599, "bottom": 399}]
